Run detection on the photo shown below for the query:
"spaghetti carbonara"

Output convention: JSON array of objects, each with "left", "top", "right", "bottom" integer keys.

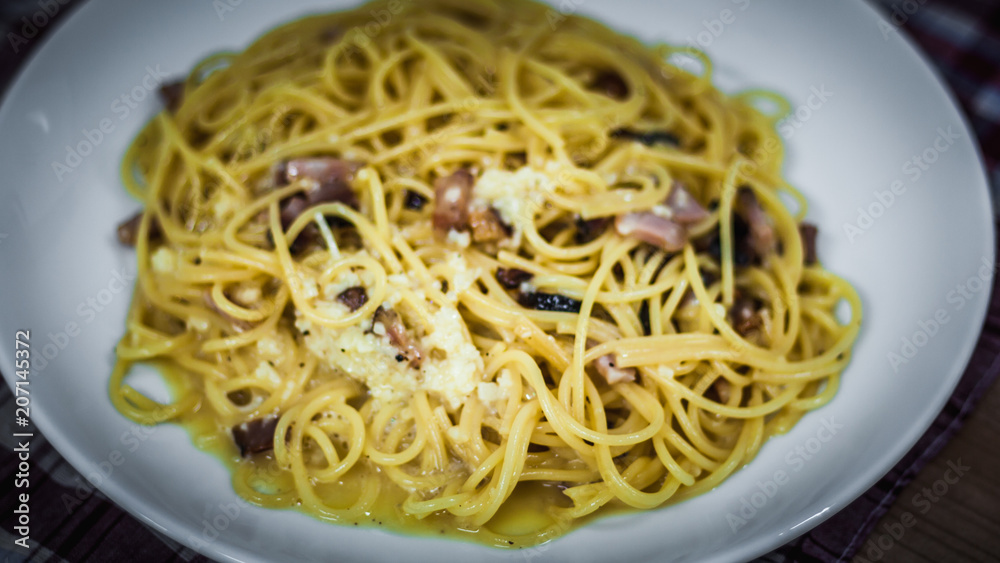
[{"left": 111, "top": 0, "right": 861, "bottom": 548}]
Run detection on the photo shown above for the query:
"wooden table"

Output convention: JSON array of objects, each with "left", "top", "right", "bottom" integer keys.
[{"left": 854, "top": 380, "right": 1000, "bottom": 562}]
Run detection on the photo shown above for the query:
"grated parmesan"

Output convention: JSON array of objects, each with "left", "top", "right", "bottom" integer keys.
[
  {"left": 295, "top": 253, "right": 485, "bottom": 410},
  {"left": 471, "top": 166, "right": 558, "bottom": 248}
]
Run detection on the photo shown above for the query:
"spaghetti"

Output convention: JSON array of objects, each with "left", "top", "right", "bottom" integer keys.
[{"left": 111, "top": 0, "right": 861, "bottom": 548}]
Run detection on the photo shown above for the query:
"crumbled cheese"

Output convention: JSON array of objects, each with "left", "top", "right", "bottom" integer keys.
[
  {"left": 446, "top": 229, "right": 471, "bottom": 248},
  {"left": 256, "top": 336, "right": 282, "bottom": 359},
  {"left": 233, "top": 284, "right": 262, "bottom": 306},
  {"left": 385, "top": 272, "right": 423, "bottom": 308},
  {"left": 477, "top": 370, "right": 514, "bottom": 406},
  {"left": 477, "top": 382, "right": 503, "bottom": 403},
  {"left": 296, "top": 266, "right": 484, "bottom": 410},
  {"left": 151, "top": 247, "right": 176, "bottom": 274},
  {"left": 714, "top": 303, "right": 728, "bottom": 319},
  {"left": 292, "top": 267, "right": 320, "bottom": 300},
  {"left": 322, "top": 269, "right": 375, "bottom": 300},
  {"left": 187, "top": 316, "right": 210, "bottom": 332},
  {"left": 212, "top": 191, "right": 241, "bottom": 219},
  {"left": 419, "top": 306, "right": 484, "bottom": 409},
  {"left": 471, "top": 166, "right": 558, "bottom": 248},
  {"left": 497, "top": 369, "right": 515, "bottom": 397},
  {"left": 253, "top": 361, "right": 282, "bottom": 387},
  {"left": 443, "top": 252, "right": 482, "bottom": 301},
  {"left": 515, "top": 323, "right": 533, "bottom": 340},
  {"left": 446, "top": 426, "right": 470, "bottom": 444}
]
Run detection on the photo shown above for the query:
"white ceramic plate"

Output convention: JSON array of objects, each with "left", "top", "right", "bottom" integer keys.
[{"left": 0, "top": 1, "right": 993, "bottom": 561}]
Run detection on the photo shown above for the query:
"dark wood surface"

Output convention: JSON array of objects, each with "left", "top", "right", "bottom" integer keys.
[{"left": 853, "top": 379, "right": 1000, "bottom": 562}]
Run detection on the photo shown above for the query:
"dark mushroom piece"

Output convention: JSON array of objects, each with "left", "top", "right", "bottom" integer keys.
[
  {"left": 232, "top": 415, "right": 279, "bottom": 457},
  {"left": 336, "top": 286, "right": 368, "bottom": 312},
  {"left": 610, "top": 128, "right": 680, "bottom": 147},
  {"left": 495, "top": 267, "right": 533, "bottom": 290},
  {"left": 159, "top": 80, "right": 185, "bottom": 113},
  {"left": 799, "top": 222, "right": 818, "bottom": 265},
  {"left": 590, "top": 69, "right": 629, "bottom": 100},
  {"left": 403, "top": 190, "right": 429, "bottom": 210},
  {"left": 574, "top": 216, "right": 611, "bottom": 244}
]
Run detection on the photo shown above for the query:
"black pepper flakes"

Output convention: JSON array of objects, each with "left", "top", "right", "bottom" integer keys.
[{"left": 518, "top": 291, "right": 582, "bottom": 313}]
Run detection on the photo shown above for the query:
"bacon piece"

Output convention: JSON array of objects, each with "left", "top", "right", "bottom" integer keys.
[
  {"left": 432, "top": 169, "right": 475, "bottom": 234},
  {"left": 714, "top": 379, "right": 732, "bottom": 403},
  {"left": 232, "top": 415, "right": 279, "bottom": 457},
  {"left": 273, "top": 157, "right": 361, "bottom": 248},
  {"left": 735, "top": 187, "right": 775, "bottom": 257},
  {"left": 728, "top": 292, "right": 762, "bottom": 337},
  {"left": 594, "top": 353, "right": 636, "bottom": 385},
  {"left": 116, "top": 211, "right": 162, "bottom": 246},
  {"left": 615, "top": 212, "right": 687, "bottom": 251},
  {"left": 282, "top": 157, "right": 362, "bottom": 208},
  {"left": 469, "top": 207, "right": 510, "bottom": 242},
  {"left": 373, "top": 307, "right": 423, "bottom": 368},
  {"left": 799, "top": 222, "right": 818, "bottom": 265},
  {"left": 665, "top": 182, "right": 709, "bottom": 226},
  {"left": 336, "top": 286, "right": 368, "bottom": 312}
]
